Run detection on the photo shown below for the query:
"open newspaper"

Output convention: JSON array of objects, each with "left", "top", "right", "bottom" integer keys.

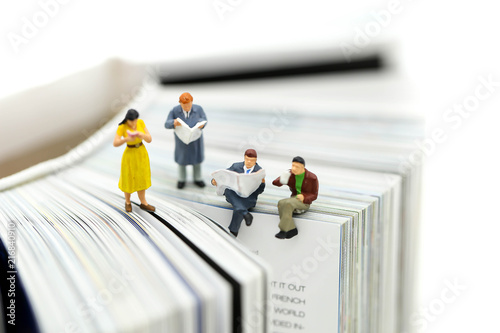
[
  {"left": 174, "top": 118, "right": 207, "bottom": 145},
  {"left": 212, "top": 169, "right": 266, "bottom": 198}
]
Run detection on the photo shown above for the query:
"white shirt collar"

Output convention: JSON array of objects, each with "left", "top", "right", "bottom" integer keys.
[{"left": 244, "top": 165, "right": 254, "bottom": 174}]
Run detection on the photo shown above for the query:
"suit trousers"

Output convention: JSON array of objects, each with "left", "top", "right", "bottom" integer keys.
[
  {"left": 225, "top": 189, "right": 254, "bottom": 233},
  {"left": 277, "top": 197, "right": 310, "bottom": 232}
]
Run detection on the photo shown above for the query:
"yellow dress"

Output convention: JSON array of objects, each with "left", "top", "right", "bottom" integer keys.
[{"left": 117, "top": 119, "right": 152, "bottom": 193}]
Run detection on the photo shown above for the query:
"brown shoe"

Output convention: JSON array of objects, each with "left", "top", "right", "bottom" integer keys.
[
  {"left": 125, "top": 203, "right": 132, "bottom": 212},
  {"left": 140, "top": 203, "right": 156, "bottom": 212}
]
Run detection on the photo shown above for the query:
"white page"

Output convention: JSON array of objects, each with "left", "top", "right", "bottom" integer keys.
[{"left": 171, "top": 198, "right": 345, "bottom": 333}]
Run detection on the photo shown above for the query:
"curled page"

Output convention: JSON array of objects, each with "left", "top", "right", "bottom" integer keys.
[
  {"left": 212, "top": 169, "right": 266, "bottom": 198},
  {"left": 174, "top": 118, "right": 207, "bottom": 145}
]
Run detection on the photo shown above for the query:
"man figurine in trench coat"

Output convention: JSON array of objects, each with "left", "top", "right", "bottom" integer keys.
[{"left": 165, "top": 92, "right": 207, "bottom": 189}]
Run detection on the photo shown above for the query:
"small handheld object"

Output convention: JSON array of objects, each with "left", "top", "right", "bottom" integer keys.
[
  {"left": 127, "top": 130, "right": 139, "bottom": 138},
  {"left": 279, "top": 170, "right": 291, "bottom": 185}
]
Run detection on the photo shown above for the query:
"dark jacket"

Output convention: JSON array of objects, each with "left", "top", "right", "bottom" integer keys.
[{"left": 272, "top": 168, "right": 318, "bottom": 204}]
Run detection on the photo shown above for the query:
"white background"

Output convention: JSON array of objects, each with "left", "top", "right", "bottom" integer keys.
[{"left": 1, "top": 1, "right": 499, "bottom": 332}]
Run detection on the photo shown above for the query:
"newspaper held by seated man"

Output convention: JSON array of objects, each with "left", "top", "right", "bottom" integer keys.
[{"left": 212, "top": 169, "right": 266, "bottom": 198}]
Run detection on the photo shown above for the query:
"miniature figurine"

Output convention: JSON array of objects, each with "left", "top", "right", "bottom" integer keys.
[
  {"left": 211, "top": 149, "right": 265, "bottom": 237},
  {"left": 113, "top": 109, "right": 155, "bottom": 212},
  {"left": 272, "top": 156, "right": 318, "bottom": 239},
  {"left": 164, "top": 92, "right": 207, "bottom": 189}
]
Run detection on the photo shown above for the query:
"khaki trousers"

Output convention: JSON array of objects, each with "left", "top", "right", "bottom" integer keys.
[{"left": 277, "top": 197, "right": 310, "bottom": 232}]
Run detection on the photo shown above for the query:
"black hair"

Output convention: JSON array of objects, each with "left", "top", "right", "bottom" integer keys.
[
  {"left": 292, "top": 156, "right": 305, "bottom": 166},
  {"left": 119, "top": 109, "right": 139, "bottom": 125}
]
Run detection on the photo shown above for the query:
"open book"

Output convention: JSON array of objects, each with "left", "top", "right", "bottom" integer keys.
[
  {"left": 174, "top": 118, "right": 207, "bottom": 145},
  {"left": 0, "top": 57, "right": 423, "bottom": 333},
  {"left": 212, "top": 169, "right": 266, "bottom": 198}
]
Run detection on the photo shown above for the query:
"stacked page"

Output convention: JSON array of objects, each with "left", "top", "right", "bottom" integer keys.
[{"left": 0, "top": 69, "right": 422, "bottom": 333}]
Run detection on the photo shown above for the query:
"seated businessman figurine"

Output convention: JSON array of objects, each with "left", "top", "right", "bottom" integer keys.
[
  {"left": 211, "top": 149, "right": 265, "bottom": 237},
  {"left": 272, "top": 156, "right": 319, "bottom": 239}
]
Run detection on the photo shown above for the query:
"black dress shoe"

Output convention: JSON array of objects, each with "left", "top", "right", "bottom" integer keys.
[
  {"left": 177, "top": 181, "right": 185, "bottom": 189},
  {"left": 286, "top": 228, "right": 298, "bottom": 239},
  {"left": 194, "top": 180, "right": 206, "bottom": 188},
  {"left": 275, "top": 231, "right": 287, "bottom": 239},
  {"left": 230, "top": 230, "right": 238, "bottom": 237},
  {"left": 243, "top": 212, "right": 253, "bottom": 226}
]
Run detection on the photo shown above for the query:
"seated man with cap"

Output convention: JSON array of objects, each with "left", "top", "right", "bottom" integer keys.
[{"left": 272, "top": 156, "right": 319, "bottom": 239}]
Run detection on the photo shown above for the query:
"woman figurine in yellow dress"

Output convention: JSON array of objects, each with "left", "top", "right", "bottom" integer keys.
[{"left": 113, "top": 109, "right": 155, "bottom": 212}]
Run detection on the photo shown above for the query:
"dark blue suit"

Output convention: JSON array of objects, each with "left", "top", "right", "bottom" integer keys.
[{"left": 224, "top": 162, "right": 265, "bottom": 234}]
